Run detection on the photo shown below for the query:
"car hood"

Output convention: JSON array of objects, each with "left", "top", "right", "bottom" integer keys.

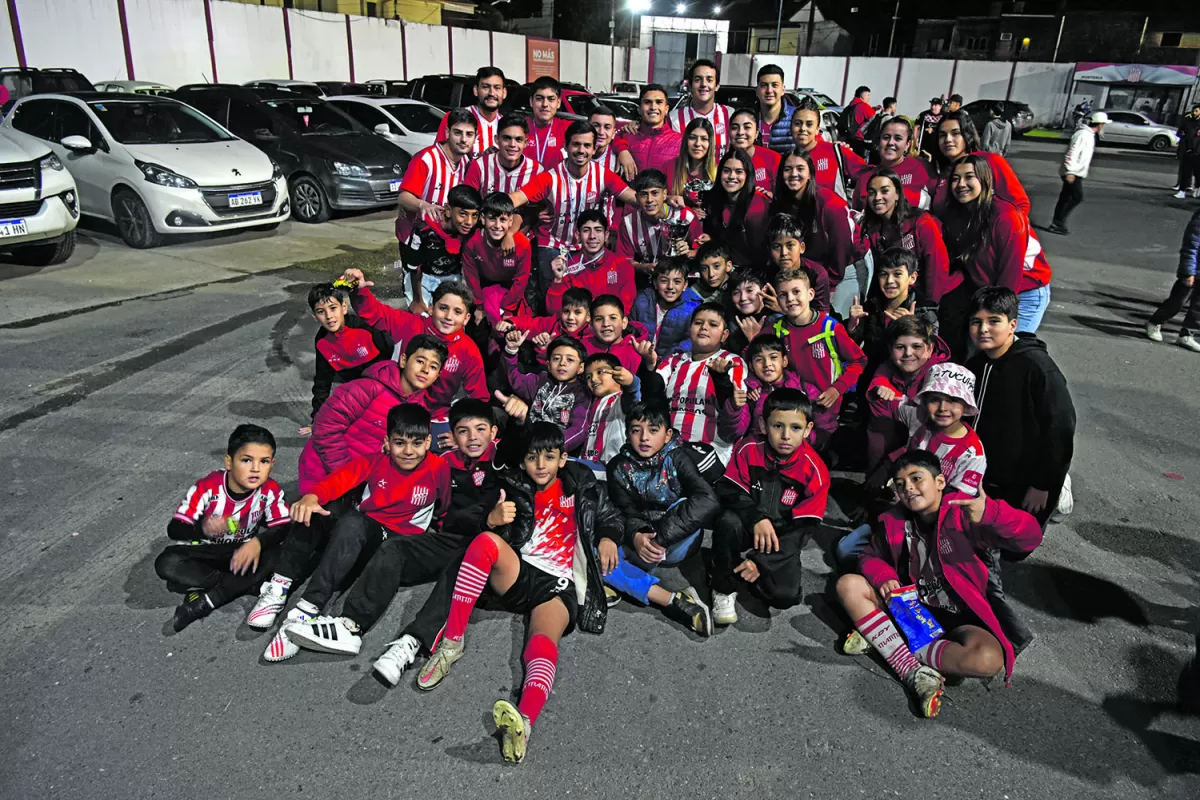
[
  {"left": 294, "top": 131, "right": 408, "bottom": 170},
  {"left": 0, "top": 129, "right": 51, "bottom": 162},
  {"left": 123, "top": 141, "right": 274, "bottom": 186}
]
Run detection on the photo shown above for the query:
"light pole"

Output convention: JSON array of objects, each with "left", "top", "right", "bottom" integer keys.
[{"left": 627, "top": 0, "right": 651, "bottom": 51}]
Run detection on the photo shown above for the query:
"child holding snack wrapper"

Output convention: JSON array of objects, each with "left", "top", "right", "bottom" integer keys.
[{"left": 835, "top": 449, "right": 1043, "bottom": 717}]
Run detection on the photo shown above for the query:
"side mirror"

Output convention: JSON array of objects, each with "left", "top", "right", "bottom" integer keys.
[
  {"left": 253, "top": 128, "right": 278, "bottom": 141},
  {"left": 374, "top": 123, "right": 391, "bottom": 136},
  {"left": 61, "top": 134, "right": 93, "bottom": 152}
]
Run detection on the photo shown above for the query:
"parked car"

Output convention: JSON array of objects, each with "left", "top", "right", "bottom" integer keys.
[
  {"left": 962, "top": 99, "right": 1035, "bottom": 136},
  {"left": 0, "top": 128, "right": 80, "bottom": 265},
  {"left": 172, "top": 84, "right": 409, "bottom": 224},
  {"left": 796, "top": 87, "right": 842, "bottom": 114},
  {"left": 0, "top": 67, "right": 94, "bottom": 111},
  {"left": 316, "top": 81, "right": 374, "bottom": 97},
  {"left": 583, "top": 94, "right": 639, "bottom": 124},
  {"left": 1098, "top": 109, "right": 1179, "bottom": 151},
  {"left": 94, "top": 80, "right": 174, "bottom": 96},
  {"left": 610, "top": 81, "right": 645, "bottom": 99},
  {"left": 325, "top": 96, "right": 442, "bottom": 153},
  {"left": 365, "top": 79, "right": 408, "bottom": 97},
  {"left": 1, "top": 92, "right": 288, "bottom": 248},
  {"left": 403, "top": 74, "right": 583, "bottom": 119},
  {"left": 242, "top": 79, "right": 325, "bottom": 99}
]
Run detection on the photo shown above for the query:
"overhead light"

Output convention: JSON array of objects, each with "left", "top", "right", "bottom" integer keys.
[
  {"left": 713, "top": 3, "right": 721, "bottom": 10},
  {"left": 676, "top": 2, "right": 686, "bottom": 12}
]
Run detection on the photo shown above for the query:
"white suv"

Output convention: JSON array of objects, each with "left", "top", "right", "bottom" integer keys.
[
  {"left": 0, "top": 128, "right": 79, "bottom": 265},
  {"left": 2, "top": 92, "right": 288, "bottom": 248}
]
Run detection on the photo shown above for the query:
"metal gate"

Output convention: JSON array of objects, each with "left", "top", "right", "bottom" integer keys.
[{"left": 652, "top": 31, "right": 717, "bottom": 87}]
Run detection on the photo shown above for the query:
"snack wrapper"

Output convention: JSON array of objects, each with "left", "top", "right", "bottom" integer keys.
[{"left": 887, "top": 585, "right": 944, "bottom": 651}]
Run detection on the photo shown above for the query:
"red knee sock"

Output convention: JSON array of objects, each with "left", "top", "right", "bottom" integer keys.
[
  {"left": 915, "top": 638, "right": 948, "bottom": 671},
  {"left": 443, "top": 534, "right": 499, "bottom": 642},
  {"left": 856, "top": 609, "right": 921, "bottom": 680},
  {"left": 517, "top": 633, "right": 558, "bottom": 725}
]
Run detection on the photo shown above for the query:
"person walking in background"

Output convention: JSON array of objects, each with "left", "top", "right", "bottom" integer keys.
[
  {"left": 1146, "top": 207, "right": 1200, "bottom": 353},
  {"left": 1174, "top": 103, "right": 1200, "bottom": 200},
  {"left": 915, "top": 96, "right": 945, "bottom": 154},
  {"left": 947, "top": 94, "right": 963, "bottom": 114},
  {"left": 1174, "top": 106, "right": 1195, "bottom": 193},
  {"left": 981, "top": 104, "right": 1012, "bottom": 157},
  {"left": 1047, "top": 111, "right": 1108, "bottom": 236}
]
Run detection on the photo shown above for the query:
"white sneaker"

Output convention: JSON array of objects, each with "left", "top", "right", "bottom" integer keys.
[
  {"left": 373, "top": 635, "right": 421, "bottom": 686},
  {"left": 1051, "top": 473, "right": 1074, "bottom": 522},
  {"left": 262, "top": 607, "right": 311, "bottom": 663},
  {"left": 1145, "top": 322, "right": 1163, "bottom": 342},
  {"left": 1193, "top": 188, "right": 1200, "bottom": 199},
  {"left": 287, "top": 615, "right": 362, "bottom": 655},
  {"left": 1178, "top": 334, "right": 1200, "bottom": 353},
  {"left": 1175, "top": 190, "right": 1187, "bottom": 199},
  {"left": 712, "top": 591, "right": 738, "bottom": 626},
  {"left": 246, "top": 581, "right": 287, "bottom": 629}
]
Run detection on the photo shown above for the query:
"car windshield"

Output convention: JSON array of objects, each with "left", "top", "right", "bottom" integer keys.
[
  {"left": 382, "top": 103, "right": 443, "bottom": 133},
  {"left": 265, "top": 98, "right": 362, "bottom": 134},
  {"left": 88, "top": 100, "right": 234, "bottom": 144},
  {"left": 806, "top": 92, "right": 838, "bottom": 107}
]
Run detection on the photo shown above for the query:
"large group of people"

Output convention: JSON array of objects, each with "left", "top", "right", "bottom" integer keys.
[{"left": 156, "top": 62, "right": 1094, "bottom": 764}]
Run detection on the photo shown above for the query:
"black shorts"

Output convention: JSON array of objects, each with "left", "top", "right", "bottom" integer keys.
[
  {"left": 928, "top": 604, "right": 985, "bottom": 635},
  {"left": 498, "top": 560, "right": 578, "bottom": 636}
]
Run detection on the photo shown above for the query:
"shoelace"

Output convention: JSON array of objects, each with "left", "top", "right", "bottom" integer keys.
[{"left": 381, "top": 639, "right": 419, "bottom": 662}]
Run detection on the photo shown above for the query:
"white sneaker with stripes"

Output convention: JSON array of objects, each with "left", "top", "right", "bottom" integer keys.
[
  {"left": 287, "top": 616, "right": 362, "bottom": 656},
  {"left": 246, "top": 581, "right": 287, "bottom": 629},
  {"left": 262, "top": 607, "right": 311, "bottom": 663}
]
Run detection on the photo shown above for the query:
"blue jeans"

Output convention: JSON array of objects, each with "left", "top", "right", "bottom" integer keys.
[
  {"left": 830, "top": 256, "right": 874, "bottom": 320},
  {"left": 602, "top": 529, "right": 702, "bottom": 604},
  {"left": 1017, "top": 284, "right": 1051, "bottom": 333},
  {"left": 835, "top": 524, "right": 873, "bottom": 572}
]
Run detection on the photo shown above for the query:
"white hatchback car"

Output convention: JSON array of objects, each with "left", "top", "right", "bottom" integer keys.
[
  {"left": 324, "top": 96, "right": 443, "bottom": 155},
  {"left": 2, "top": 93, "right": 289, "bottom": 248},
  {"left": 0, "top": 129, "right": 80, "bottom": 265}
]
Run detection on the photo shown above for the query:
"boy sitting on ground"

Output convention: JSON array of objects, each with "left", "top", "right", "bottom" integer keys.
[
  {"left": 158, "top": 424, "right": 290, "bottom": 632},
  {"left": 461, "top": 192, "right": 532, "bottom": 325},
  {"left": 403, "top": 185, "right": 482, "bottom": 315},
  {"left": 265, "top": 404, "right": 452, "bottom": 661},
  {"left": 307, "top": 282, "right": 390, "bottom": 422},
  {"left": 631, "top": 258, "right": 703, "bottom": 359},
  {"left": 500, "top": 333, "right": 591, "bottom": 453},
  {"left": 415, "top": 423, "right": 621, "bottom": 764},
  {"left": 711, "top": 389, "right": 829, "bottom": 625},
  {"left": 603, "top": 402, "right": 721, "bottom": 635},
  {"left": 835, "top": 450, "right": 1042, "bottom": 718}
]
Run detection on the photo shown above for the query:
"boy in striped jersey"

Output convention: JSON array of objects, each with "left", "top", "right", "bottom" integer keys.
[
  {"left": 638, "top": 302, "right": 749, "bottom": 464},
  {"left": 463, "top": 114, "right": 544, "bottom": 220},
  {"left": 401, "top": 185, "right": 482, "bottom": 315},
  {"left": 670, "top": 59, "right": 732, "bottom": 156},
  {"left": 578, "top": 352, "right": 636, "bottom": 466},
  {"left": 434, "top": 66, "right": 507, "bottom": 156},
  {"left": 616, "top": 168, "right": 698, "bottom": 274},
  {"left": 158, "top": 425, "right": 290, "bottom": 632}
]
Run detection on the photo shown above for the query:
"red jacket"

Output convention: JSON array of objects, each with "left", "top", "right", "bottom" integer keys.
[
  {"left": 855, "top": 211, "right": 956, "bottom": 302},
  {"left": 846, "top": 97, "right": 875, "bottom": 143},
  {"left": 805, "top": 139, "right": 866, "bottom": 196},
  {"left": 850, "top": 156, "right": 937, "bottom": 211},
  {"left": 545, "top": 249, "right": 637, "bottom": 317},
  {"left": 297, "top": 360, "right": 428, "bottom": 494},
  {"left": 774, "top": 312, "right": 867, "bottom": 399},
  {"left": 805, "top": 188, "right": 859, "bottom": 284},
  {"left": 614, "top": 124, "right": 683, "bottom": 174},
  {"left": 351, "top": 287, "right": 489, "bottom": 420},
  {"left": 311, "top": 450, "right": 451, "bottom": 536},
  {"left": 860, "top": 493, "right": 1043, "bottom": 679},
  {"left": 582, "top": 321, "right": 650, "bottom": 374},
  {"left": 931, "top": 151, "right": 1031, "bottom": 218},
  {"left": 944, "top": 198, "right": 1052, "bottom": 293},
  {"left": 525, "top": 117, "right": 571, "bottom": 170}
]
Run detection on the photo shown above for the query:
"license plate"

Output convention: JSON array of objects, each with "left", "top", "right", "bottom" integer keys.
[
  {"left": 228, "top": 191, "right": 263, "bottom": 208},
  {"left": 0, "top": 218, "right": 28, "bottom": 237},
  {"left": 388, "top": 180, "right": 401, "bottom": 193}
]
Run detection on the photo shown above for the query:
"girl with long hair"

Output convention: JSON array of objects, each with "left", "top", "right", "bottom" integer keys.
[
  {"left": 929, "top": 111, "right": 1030, "bottom": 217},
  {"left": 850, "top": 117, "right": 937, "bottom": 211},
  {"left": 941, "top": 154, "right": 1052, "bottom": 334},
  {"left": 788, "top": 96, "right": 865, "bottom": 197},
  {"left": 770, "top": 149, "right": 863, "bottom": 317},
  {"left": 700, "top": 149, "right": 771, "bottom": 268},
  {"left": 666, "top": 117, "right": 718, "bottom": 210},
  {"left": 856, "top": 168, "right": 954, "bottom": 303}
]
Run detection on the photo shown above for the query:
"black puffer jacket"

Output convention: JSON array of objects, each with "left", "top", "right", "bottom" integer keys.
[
  {"left": 605, "top": 438, "right": 721, "bottom": 547},
  {"left": 492, "top": 461, "right": 621, "bottom": 634}
]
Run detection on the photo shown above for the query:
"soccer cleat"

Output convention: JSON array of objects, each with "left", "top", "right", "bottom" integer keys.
[
  {"left": 373, "top": 635, "right": 422, "bottom": 686},
  {"left": 1145, "top": 322, "right": 1163, "bottom": 342},
  {"left": 287, "top": 616, "right": 362, "bottom": 656},
  {"left": 262, "top": 607, "right": 312, "bottom": 662},
  {"left": 416, "top": 637, "right": 465, "bottom": 691},
  {"left": 842, "top": 630, "right": 871, "bottom": 655},
  {"left": 1175, "top": 190, "right": 1188, "bottom": 199},
  {"left": 907, "top": 665, "right": 946, "bottom": 718},
  {"left": 668, "top": 587, "right": 713, "bottom": 637},
  {"left": 172, "top": 590, "right": 212, "bottom": 632},
  {"left": 492, "top": 699, "right": 531, "bottom": 763},
  {"left": 604, "top": 585, "right": 621, "bottom": 608},
  {"left": 1177, "top": 334, "right": 1200, "bottom": 353},
  {"left": 712, "top": 591, "right": 738, "bottom": 626},
  {"left": 247, "top": 581, "right": 287, "bottom": 629}
]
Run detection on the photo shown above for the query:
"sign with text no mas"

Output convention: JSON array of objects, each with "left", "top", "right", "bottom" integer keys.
[{"left": 527, "top": 38, "right": 560, "bottom": 83}]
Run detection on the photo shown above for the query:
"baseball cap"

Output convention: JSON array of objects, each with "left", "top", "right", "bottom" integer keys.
[
  {"left": 930, "top": 96, "right": 944, "bottom": 104},
  {"left": 949, "top": 93, "right": 963, "bottom": 103},
  {"left": 918, "top": 363, "right": 978, "bottom": 416},
  {"left": 1089, "top": 111, "right": 1110, "bottom": 125}
]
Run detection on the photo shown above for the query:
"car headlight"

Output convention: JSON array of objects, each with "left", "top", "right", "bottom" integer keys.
[
  {"left": 331, "top": 161, "right": 369, "bottom": 178},
  {"left": 39, "top": 153, "right": 64, "bottom": 171},
  {"left": 135, "top": 160, "right": 198, "bottom": 189},
  {"left": 271, "top": 160, "right": 283, "bottom": 180}
]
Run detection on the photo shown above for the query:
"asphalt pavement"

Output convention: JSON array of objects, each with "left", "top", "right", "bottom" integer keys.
[{"left": 1, "top": 140, "right": 1198, "bottom": 799}]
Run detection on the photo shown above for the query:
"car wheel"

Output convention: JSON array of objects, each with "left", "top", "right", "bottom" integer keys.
[
  {"left": 16, "top": 230, "right": 76, "bottom": 266},
  {"left": 1149, "top": 135, "right": 1171, "bottom": 152},
  {"left": 289, "top": 175, "right": 330, "bottom": 223},
  {"left": 113, "top": 189, "right": 164, "bottom": 248}
]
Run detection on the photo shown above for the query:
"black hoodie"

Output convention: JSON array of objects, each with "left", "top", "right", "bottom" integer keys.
[{"left": 967, "top": 333, "right": 1076, "bottom": 508}]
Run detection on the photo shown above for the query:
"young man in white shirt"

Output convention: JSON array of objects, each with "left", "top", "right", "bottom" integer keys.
[{"left": 1048, "top": 111, "right": 1107, "bottom": 236}]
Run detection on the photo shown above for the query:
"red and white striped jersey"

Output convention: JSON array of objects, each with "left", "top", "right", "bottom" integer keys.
[
  {"left": 655, "top": 349, "right": 748, "bottom": 462},
  {"left": 669, "top": 103, "right": 733, "bottom": 157},
  {"left": 435, "top": 106, "right": 501, "bottom": 155},
  {"left": 522, "top": 480, "right": 578, "bottom": 580},
  {"left": 518, "top": 161, "right": 629, "bottom": 250},
  {"left": 399, "top": 144, "right": 468, "bottom": 228},
  {"left": 594, "top": 147, "right": 619, "bottom": 226},
  {"left": 897, "top": 404, "right": 987, "bottom": 497},
  {"left": 464, "top": 152, "right": 544, "bottom": 196},
  {"left": 173, "top": 470, "right": 289, "bottom": 543},
  {"left": 616, "top": 205, "right": 698, "bottom": 264},
  {"left": 581, "top": 391, "right": 626, "bottom": 462}
]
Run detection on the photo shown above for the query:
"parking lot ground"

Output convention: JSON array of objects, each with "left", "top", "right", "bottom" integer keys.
[{"left": 0, "top": 140, "right": 1198, "bottom": 799}]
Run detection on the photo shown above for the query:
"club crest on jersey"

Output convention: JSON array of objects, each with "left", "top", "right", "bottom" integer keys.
[
  {"left": 715, "top": 123, "right": 726, "bottom": 134},
  {"left": 902, "top": 233, "right": 915, "bottom": 250},
  {"left": 811, "top": 341, "right": 827, "bottom": 359},
  {"left": 900, "top": 173, "right": 913, "bottom": 185},
  {"left": 411, "top": 486, "right": 430, "bottom": 506},
  {"left": 472, "top": 470, "right": 486, "bottom": 487},
  {"left": 355, "top": 345, "right": 370, "bottom": 358},
  {"left": 559, "top": 407, "right": 571, "bottom": 425},
  {"left": 606, "top": 270, "right": 618, "bottom": 285},
  {"left": 586, "top": 191, "right": 598, "bottom": 204},
  {"left": 755, "top": 168, "right": 767, "bottom": 181},
  {"left": 781, "top": 488, "right": 798, "bottom": 506},
  {"left": 816, "top": 158, "right": 829, "bottom": 171},
  {"left": 558, "top": 495, "right": 575, "bottom": 510},
  {"left": 443, "top": 355, "right": 460, "bottom": 373},
  {"left": 503, "top": 258, "right": 516, "bottom": 267}
]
